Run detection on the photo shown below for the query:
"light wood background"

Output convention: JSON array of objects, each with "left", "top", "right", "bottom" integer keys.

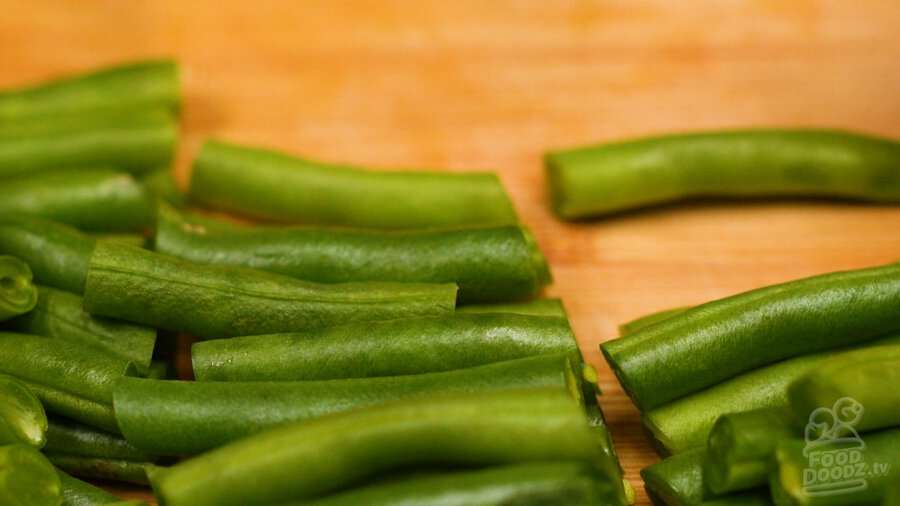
[{"left": 3, "top": 2, "right": 898, "bottom": 504}]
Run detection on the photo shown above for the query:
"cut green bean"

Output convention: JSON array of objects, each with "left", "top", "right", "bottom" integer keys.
[
  {"left": 0, "top": 255, "right": 37, "bottom": 321},
  {"left": 0, "top": 169, "right": 155, "bottom": 232},
  {"left": 0, "top": 332, "right": 138, "bottom": 433},
  {"left": 140, "top": 168, "right": 185, "bottom": 208},
  {"left": 788, "top": 344, "right": 900, "bottom": 434},
  {"left": 546, "top": 129, "right": 900, "bottom": 219},
  {"left": 617, "top": 306, "right": 689, "bottom": 335},
  {"left": 705, "top": 407, "right": 798, "bottom": 495},
  {"left": 455, "top": 297, "right": 567, "bottom": 318},
  {"left": 5, "top": 285, "right": 156, "bottom": 374},
  {"left": 84, "top": 242, "right": 456, "bottom": 340},
  {"left": 0, "top": 216, "right": 96, "bottom": 294},
  {"left": 0, "top": 59, "right": 180, "bottom": 121},
  {"left": 46, "top": 454, "right": 159, "bottom": 485},
  {"left": 45, "top": 417, "right": 158, "bottom": 463},
  {"left": 188, "top": 139, "right": 519, "bottom": 229},
  {"left": 0, "top": 444, "right": 62, "bottom": 506},
  {"left": 148, "top": 388, "right": 616, "bottom": 506},
  {"left": 642, "top": 333, "right": 900, "bottom": 455},
  {"left": 602, "top": 263, "right": 900, "bottom": 411},
  {"left": 0, "top": 111, "right": 177, "bottom": 178},
  {"left": 58, "top": 469, "right": 146, "bottom": 506},
  {"left": 116, "top": 353, "right": 584, "bottom": 455},
  {"left": 0, "top": 373, "right": 47, "bottom": 448},
  {"left": 154, "top": 203, "right": 548, "bottom": 303},
  {"left": 192, "top": 313, "right": 576, "bottom": 381},
  {"left": 770, "top": 427, "right": 900, "bottom": 506}
]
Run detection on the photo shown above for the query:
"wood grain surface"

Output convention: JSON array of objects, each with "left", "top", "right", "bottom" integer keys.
[{"left": 3, "top": 2, "right": 898, "bottom": 504}]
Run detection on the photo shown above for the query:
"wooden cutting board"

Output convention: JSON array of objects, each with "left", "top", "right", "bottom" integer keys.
[{"left": 2, "top": 2, "right": 898, "bottom": 504}]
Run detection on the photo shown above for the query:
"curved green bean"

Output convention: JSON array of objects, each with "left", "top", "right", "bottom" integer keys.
[
  {"left": 0, "top": 332, "right": 138, "bottom": 433},
  {"left": 546, "top": 129, "right": 900, "bottom": 219},
  {"left": 0, "top": 216, "right": 96, "bottom": 293},
  {"left": 148, "top": 388, "right": 608, "bottom": 506},
  {"left": 0, "top": 170, "right": 155, "bottom": 232},
  {"left": 58, "top": 469, "right": 147, "bottom": 506},
  {"left": 0, "top": 373, "right": 47, "bottom": 448},
  {"left": 0, "top": 444, "right": 62, "bottom": 506},
  {"left": 84, "top": 242, "right": 456, "bottom": 340},
  {"left": 116, "top": 353, "right": 583, "bottom": 455},
  {"left": 642, "top": 333, "right": 900, "bottom": 455},
  {"left": 192, "top": 313, "right": 576, "bottom": 381},
  {"left": 153, "top": 203, "right": 549, "bottom": 303},
  {"left": 0, "top": 59, "right": 180, "bottom": 121},
  {"left": 602, "top": 262, "right": 900, "bottom": 411},
  {"left": 188, "top": 139, "right": 519, "bottom": 229},
  {"left": 0, "top": 111, "right": 177, "bottom": 178},
  {"left": 0, "top": 256, "right": 37, "bottom": 321},
  {"left": 455, "top": 297, "right": 567, "bottom": 318},
  {"left": 788, "top": 344, "right": 900, "bottom": 434}
]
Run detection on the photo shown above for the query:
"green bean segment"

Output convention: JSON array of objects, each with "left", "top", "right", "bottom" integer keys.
[
  {"left": 154, "top": 203, "right": 548, "bottom": 303},
  {"left": 188, "top": 139, "right": 519, "bottom": 229},
  {"left": 617, "top": 306, "right": 689, "bottom": 335},
  {"left": 0, "top": 256, "right": 37, "bottom": 321},
  {"left": 455, "top": 297, "right": 567, "bottom": 318},
  {"left": 0, "top": 373, "right": 47, "bottom": 448},
  {"left": 192, "top": 313, "right": 576, "bottom": 381},
  {"left": 140, "top": 168, "right": 185, "bottom": 208},
  {"left": 0, "top": 444, "right": 62, "bottom": 506},
  {"left": 46, "top": 454, "right": 158, "bottom": 485},
  {"left": 58, "top": 469, "right": 146, "bottom": 506},
  {"left": 0, "top": 332, "right": 138, "bottom": 433},
  {"left": 45, "top": 417, "right": 157, "bottom": 463},
  {"left": 148, "top": 388, "right": 609, "bottom": 506},
  {"left": 0, "top": 217, "right": 96, "bottom": 294},
  {"left": 0, "top": 59, "right": 180, "bottom": 121},
  {"left": 546, "top": 129, "right": 900, "bottom": 219},
  {"left": 602, "top": 263, "right": 900, "bottom": 411},
  {"left": 0, "top": 170, "right": 155, "bottom": 232},
  {"left": 116, "top": 353, "right": 582, "bottom": 455}
]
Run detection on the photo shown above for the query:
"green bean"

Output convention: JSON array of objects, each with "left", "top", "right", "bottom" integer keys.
[
  {"left": 115, "top": 353, "right": 584, "bottom": 455},
  {"left": 0, "top": 373, "right": 47, "bottom": 448},
  {"left": 642, "top": 333, "right": 900, "bottom": 456},
  {"left": 602, "top": 262, "right": 900, "bottom": 411},
  {"left": 148, "top": 388, "right": 613, "bottom": 506},
  {"left": 5, "top": 285, "right": 156, "bottom": 374},
  {"left": 617, "top": 306, "right": 689, "bottom": 335},
  {"left": 84, "top": 242, "right": 456, "bottom": 340},
  {"left": 0, "top": 332, "right": 138, "bottom": 433},
  {"left": 0, "top": 216, "right": 95, "bottom": 293},
  {"left": 705, "top": 407, "right": 798, "bottom": 495},
  {"left": 455, "top": 297, "right": 567, "bottom": 318},
  {"left": 153, "top": 203, "right": 548, "bottom": 303},
  {"left": 769, "top": 427, "right": 900, "bottom": 506},
  {"left": 0, "top": 170, "right": 155, "bottom": 232},
  {"left": 0, "top": 111, "right": 177, "bottom": 178},
  {"left": 0, "top": 255, "right": 37, "bottom": 321},
  {"left": 192, "top": 313, "right": 576, "bottom": 381},
  {"left": 58, "top": 469, "right": 146, "bottom": 506},
  {"left": 46, "top": 454, "right": 159, "bottom": 485},
  {"left": 188, "top": 139, "right": 519, "bottom": 229},
  {"left": 788, "top": 344, "right": 900, "bottom": 434},
  {"left": 140, "top": 168, "right": 185, "bottom": 208},
  {"left": 144, "top": 361, "right": 176, "bottom": 380},
  {"left": 545, "top": 129, "right": 900, "bottom": 219},
  {"left": 302, "top": 462, "right": 624, "bottom": 506},
  {"left": 0, "top": 60, "right": 180, "bottom": 121},
  {"left": 0, "top": 444, "right": 62, "bottom": 506},
  {"left": 45, "top": 416, "right": 157, "bottom": 463}
]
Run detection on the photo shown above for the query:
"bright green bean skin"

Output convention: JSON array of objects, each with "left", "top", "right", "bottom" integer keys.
[
  {"left": 788, "top": 344, "right": 900, "bottom": 434},
  {"left": 0, "top": 373, "right": 47, "bottom": 448},
  {"left": 58, "top": 469, "right": 147, "bottom": 506},
  {"left": 140, "top": 168, "right": 185, "bottom": 208},
  {"left": 84, "top": 242, "right": 457, "bottom": 340},
  {"left": 0, "top": 112, "right": 177, "bottom": 178},
  {"left": 148, "top": 388, "right": 607, "bottom": 506},
  {"left": 0, "top": 332, "right": 138, "bottom": 433},
  {"left": 770, "top": 428, "right": 900, "bottom": 506},
  {"left": 642, "top": 334, "right": 900, "bottom": 456},
  {"left": 0, "top": 170, "right": 155, "bottom": 232},
  {"left": 192, "top": 313, "right": 576, "bottom": 381},
  {"left": 154, "top": 203, "right": 549, "bottom": 303},
  {"left": 546, "top": 129, "right": 900, "bottom": 219},
  {"left": 188, "top": 139, "right": 519, "bottom": 229},
  {"left": 302, "top": 462, "right": 624, "bottom": 506},
  {"left": 705, "top": 408, "right": 798, "bottom": 495},
  {"left": 455, "top": 297, "right": 567, "bottom": 318},
  {"left": 617, "top": 306, "right": 689, "bottom": 335},
  {"left": 5, "top": 286, "right": 156, "bottom": 374},
  {"left": 0, "top": 60, "right": 180, "bottom": 121},
  {"left": 0, "top": 255, "right": 37, "bottom": 321},
  {"left": 602, "top": 263, "right": 900, "bottom": 411},
  {"left": 0, "top": 216, "right": 96, "bottom": 293},
  {"left": 115, "top": 353, "right": 582, "bottom": 455},
  {"left": 0, "top": 444, "right": 62, "bottom": 506}
]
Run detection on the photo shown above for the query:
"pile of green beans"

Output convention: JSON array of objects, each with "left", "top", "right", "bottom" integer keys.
[{"left": 0, "top": 255, "right": 37, "bottom": 321}]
